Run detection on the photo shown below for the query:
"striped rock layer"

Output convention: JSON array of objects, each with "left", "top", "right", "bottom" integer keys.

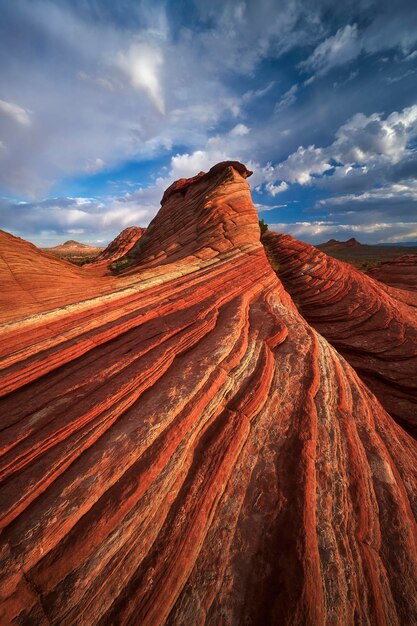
[
  {"left": 263, "top": 232, "right": 417, "bottom": 436},
  {"left": 0, "top": 230, "right": 116, "bottom": 323},
  {"left": 0, "top": 163, "right": 416, "bottom": 625},
  {"left": 92, "top": 226, "right": 146, "bottom": 265},
  {"left": 368, "top": 253, "right": 417, "bottom": 292}
]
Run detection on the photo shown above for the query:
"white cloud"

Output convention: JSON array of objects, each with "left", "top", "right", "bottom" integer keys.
[
  {"left": 0, "top": 98, "right": 30, "bottom": 125},
  {"left": 332, "top": 106, "right": 417, "bottom": 164},
  {"left": 256, "top": 203, "right": 287, "bottom": 212},
  {"left": 169, "top": 149, "right": 231, "bottom": 180},
  {"left": 230, "top": 123, "right": 250, "bottom": 136},
  {"left": 117, "top": 42, "right": 165, "bottom": 114},
  {"left": 274, "top": 145, "right": 332, "bottom": 184},
  {"left": 319, "top": 181, "right": 417, "bottom": 207},
  {"left": 299, "top": 24, "right": 360, "bottom": 77},
  {"left": 275, "top": 83, "right": 299, "bottom": 111},
  {"left": 265, "top": 181, "right": 288, "bottom": 196},
  {"left": 404, "top": 50, "right": 417, "bottom": 61},
  {"left": 0, "top": 193, "right": 154, "bottom": 246},
  {"left": 268, "top": 104, "right": 417, "bottom": 189}
]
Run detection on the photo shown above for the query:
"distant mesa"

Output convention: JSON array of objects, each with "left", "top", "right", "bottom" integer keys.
[
  {"left": 61, "top": 239, "right": 93, "bottom": 249},
  {"left": 42, "top": 239, "right": 104, "bottom": 261},
  {"left": 318, "top": 237, "right": 361, "bottom": 250},
  {"left": 0, "top": 164, "right": 416, "bottom": 625}
]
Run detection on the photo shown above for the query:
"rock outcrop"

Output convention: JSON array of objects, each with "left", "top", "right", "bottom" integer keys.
[
  {"left": 0, "top": 230, "right": 116, "bottom": 322},
  {"left": 263, "top": 232, "right": 417, "bottom": 435},
  {"left": 0, "top": 164, "right": 416, "bottom": 625},
  {"left": 368, "top": 254, "right": 417, "bottom": 292},
  {"left": 93, "top": 226, "right": 146, "bottom": 265}
]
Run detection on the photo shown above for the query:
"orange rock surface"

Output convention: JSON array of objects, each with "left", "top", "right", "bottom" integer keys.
[
  {"left": 263, "top": 232, "right": 417, "bottom": 435},
  {"left": 93, "top": 226, "right": 146, "bottom": 264},
  {"left": 0, "top": 230, "right": 117, "bottom": 322},
  {"left": 368, "top": 253, "right": 417, "bottom": 292},
  {"left": 0, "top": 164, "right": 416, "bottom": 625}
]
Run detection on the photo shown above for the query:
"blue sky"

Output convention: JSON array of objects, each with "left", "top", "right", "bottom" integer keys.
[{"left": 1, "top": 0, "right": 417, "bottom": 246}]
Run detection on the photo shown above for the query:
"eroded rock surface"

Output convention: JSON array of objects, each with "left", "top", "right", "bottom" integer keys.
[
  {"left": 0, "top": 164, "right": 416, "bottom": 625},
  {"left": 0, "top": 230, "right": 117, "bottom": 322},
  {"left": 263, "top": 232, "right": 417, "bottom": 435},
  {"left": 368, "top": 253, "right": 417, "bottom": 292},
  {"left": 93, "top": 226, "right": 146, "bottom": 265}
]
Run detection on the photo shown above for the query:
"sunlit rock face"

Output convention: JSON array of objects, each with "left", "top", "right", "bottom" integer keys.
[
  {"left": 93, "top": 226, "right": 146, "bottom": 265},
  {"left": 368, "top": 253, "right": 417, "bottom": 292},
  {"left": 0, "top": 163, "right": 416, "bottom": 626},
  {"left": 0, "top": 229, "right": 117, "bottom": 322},
  {"left": 263, "top": 232, "right": 417, "bottom": 436}
]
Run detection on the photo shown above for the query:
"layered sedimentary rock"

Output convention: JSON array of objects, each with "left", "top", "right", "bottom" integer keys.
[
  {"left": 0, "top": 164, "right": 416, "bottom": 625},
  {"left": 368, "top": 254, "right": 417, "bottom": 292},
  {"left": 263, "top": 232, "right": 417, "bottom": 435},
  {"left": 0, "top": 230, "right": 118, "bottom": 322},
  {"left": 122, "top": 161, "right": 255, "bottom": 271},
  {"left": 93, "top": 226, "right": 146, "bottom": 265}
]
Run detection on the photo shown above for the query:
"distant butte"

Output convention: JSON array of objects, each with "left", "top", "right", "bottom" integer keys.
[
  {"left": 0, "top": 163, "right": 416, "bottom": 625},
  {"left": 318, "top": 237, "right": 361, "bottom": 250}
]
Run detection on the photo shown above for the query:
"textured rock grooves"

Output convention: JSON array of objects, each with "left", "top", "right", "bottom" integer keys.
[
  {"left": 92, "top": 226, "right": 146, "bottom": 265},
  {"left": 0, "top": 230, "right": 118, "bottom": 322},
  {"left": 263, "top": 232, "right": 417, "bottom": 436},
  {"left": 368, "top": 254, "right": 417, "bottom": 292},
  {"left": 0, "top": 163, "right": 416, "bottom": 625}
]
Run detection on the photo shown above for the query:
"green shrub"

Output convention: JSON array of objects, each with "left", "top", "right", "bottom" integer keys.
[
  {"left": 259, "top": 219, "right": 268, "bottom": 235},
  {"left": 110, "top": 256, "right": 130, "bottom": 273}
]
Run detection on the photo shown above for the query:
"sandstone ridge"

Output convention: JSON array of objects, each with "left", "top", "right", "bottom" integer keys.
[
  {"left": 263, "top": 231, "right": 417, "bottom": 435},
  {"left": 122, "top": 161, "right": 257, "bottom": 270},
  {"left": 93, "top": 226, "right": 146, "bottom": 265},
  {"left": 0, "top": 164, "right": 416, "bottom": 625},
  {"left": 368, "top": 253, "right": 417, "bottom": 292}
]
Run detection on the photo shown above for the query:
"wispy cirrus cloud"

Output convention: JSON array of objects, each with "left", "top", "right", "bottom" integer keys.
[
  {"left": 299, "top": 24, "right": 360, "bottom": 78},
  {"left": 117, "top": 41, "right": 166, "bottom": 114},
  {"left": 0, "top": 98, "right": 31, "bottom": 125}
]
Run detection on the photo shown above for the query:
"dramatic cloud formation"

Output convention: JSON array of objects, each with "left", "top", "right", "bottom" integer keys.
[
  {"left": 266, "top": 105, "right": 417, "bottom": 190},
  {"left": 0, "top": 0, "right": 417, "bottom": 245}
]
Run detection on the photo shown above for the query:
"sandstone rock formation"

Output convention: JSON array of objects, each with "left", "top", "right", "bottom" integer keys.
[
  {"left": 263, "top": 232, "right": 417, "bottom": 435},
  {"left": 0, "top": 229, "right": 117, "bottom": 322},
  {"left": 0, "top": 164, "right": 416, "bottom": 625},
  {"left": 93, "top": 226, "right": 146, "bottom": 265},
  {"left": 368, "top": 253, "right": 417, "bottom": 292}
]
